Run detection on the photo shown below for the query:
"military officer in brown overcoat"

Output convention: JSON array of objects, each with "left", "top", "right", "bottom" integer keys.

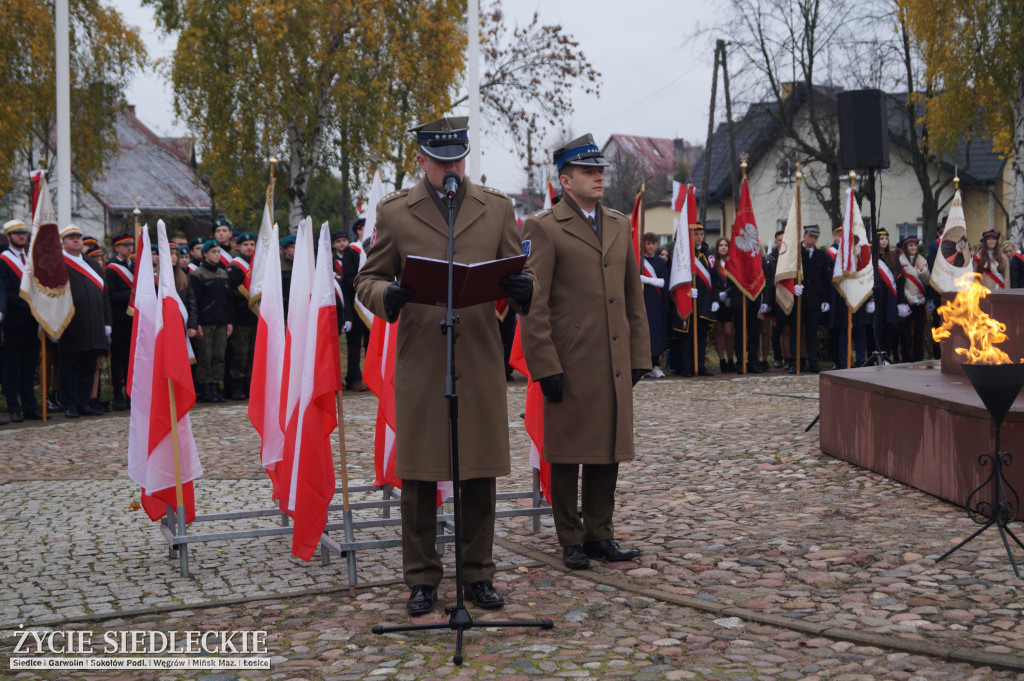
[
  {"left": 520, "top": 134, "right": 650, "bottom": 570},
  {"left": 355, "top": 116, "right": 533, "bottom": 617}
]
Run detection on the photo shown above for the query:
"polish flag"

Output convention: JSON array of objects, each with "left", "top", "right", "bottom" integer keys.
[
  {"left": 249, "top": 222, "right": 287, "bottom": 495},
  {"left": 668, "top": 182, "right": 694, "bottom": 319},
  {"left": 281, "top": 217, "right": 315, "bottom": 437},
  {"left": 508, "top": 322, "right": 551, "bottom": 503},
  {"left": 277, "top": 224, "right": 343, "bottom": 560},
  {"left": 127, "top": 221, "right": 203, "bottom": 523},
  {"left": 245, "top": 196, "right": 276, "bottom": 313},
  {"left": 543, "top": 174, "right": 556, "bottom": 210}
]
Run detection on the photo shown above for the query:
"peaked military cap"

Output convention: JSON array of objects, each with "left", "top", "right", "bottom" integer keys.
[
  {"left": 553, "top": 133, "right": 609, "bottom": 172},
  {"left": 408, "top": 116, "right": 470, "bottom": 162},
  {"left": 61, "top": 224, "right": 84, "bottom": 239},
  {"left": 4, "top": 218, "right": 28, "bottom": 235},
  {"left": 803, "top": 225, "right": 820, "bottom": 236},
  {"left": 331, "top": 231, "right": 348, "bottom": 241}
]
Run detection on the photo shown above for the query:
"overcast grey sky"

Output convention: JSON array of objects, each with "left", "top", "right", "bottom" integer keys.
[{"left": 116, "top": 0, "right": 722, "bottom": 194}]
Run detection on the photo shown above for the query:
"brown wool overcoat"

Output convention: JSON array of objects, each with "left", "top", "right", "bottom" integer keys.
[
  {"left": 355, "top": 178, "right": 524, "bottom": 481},
  {"left": 519, "top": 199, "right": 650, "bottom": 464}
]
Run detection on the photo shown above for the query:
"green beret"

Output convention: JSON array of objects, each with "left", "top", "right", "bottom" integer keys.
[
  {"left": 237, "top": 232, "right": 256, "bottom": 244},
  {"left": 188, "top": 237, "right": 204, "bottom": 249},
  {"left": 151, "top": 243, "right": 160, "bottom": 252},
  {"left": 201, "top": 239, "right": 220, "bottom": 253},
  {"left": 212, "top": 218, "right": 233, "bottom": 231},
  {"left": 280, "top": 234, "right": 296, "bottom": 248}
]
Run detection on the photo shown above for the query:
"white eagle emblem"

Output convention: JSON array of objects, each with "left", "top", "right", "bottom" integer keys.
[{"left": 735, "top": 223, "right": 760, "bottom": 255}]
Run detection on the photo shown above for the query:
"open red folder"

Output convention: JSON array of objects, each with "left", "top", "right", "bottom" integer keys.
[{"left": 400, "top": 253, "right": 527, "bottom": 308}]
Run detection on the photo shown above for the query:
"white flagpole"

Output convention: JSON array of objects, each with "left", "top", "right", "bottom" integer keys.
[
  {"left": 467, "top": 0, "right": 480, "bottom": 182},
  {"left": 55, "top": 0, "right": 72, "bottom": 229}
]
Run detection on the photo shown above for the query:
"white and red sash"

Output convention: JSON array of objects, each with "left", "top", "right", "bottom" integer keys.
[
  {"left": 64, "top": 252, "right": 105, "bottom": 292},
  {"left": 877, "top": 260, "right": 898, "bottom": 297},
  {"left": 903, "top": 263, "right": 926, "bottom": 296},
  {"left": 107, "top": 261, "right": 135, "bottom": 287},
  {"left": 827, "top": 245, "right": 838, "bottom": 263},
  {"left": 641, "top": 259, "right": 662, "bottom": 297},
  {"left": 0, "top": 250, "right": 25, "bottom": 279},
  {"left": 694, "top": 253, "right": 712, "bottom": 290},
  {"left": 188, "top": 262, "right": 198, "bottom": 273},
  {"left": 333, "top": 278, "right": 344, "bottom": 304},
  {"left": 232, "top": 256, "right": 251, "bottom": 274},
  {"left": 218, "top": 250, "right": 232, "bottom": 268},
  {"left": 987, "top": 266, "right": 1005, "bottom": 289}
]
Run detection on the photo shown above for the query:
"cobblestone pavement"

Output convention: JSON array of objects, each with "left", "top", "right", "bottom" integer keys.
[{"left": 2, "top": 371, "right": 1023, "bottom": 680}]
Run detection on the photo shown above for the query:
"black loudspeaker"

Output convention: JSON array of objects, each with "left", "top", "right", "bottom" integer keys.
[{"left": 837, "top": 89, "right": 890, "bottom": 170}]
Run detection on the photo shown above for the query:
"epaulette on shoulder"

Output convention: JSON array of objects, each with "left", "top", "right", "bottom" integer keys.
[
  {"left": 481, "top": 185, "right": 510, "bottom": 200},
  {"left": 605, "top": 207, "right": 626, "bottom": 219},
  {"left": 381, "top": 189, "right": 408, "bottom": 204},
  {"left": 531, "top": 209, "right": 552, "bottom": 219}
]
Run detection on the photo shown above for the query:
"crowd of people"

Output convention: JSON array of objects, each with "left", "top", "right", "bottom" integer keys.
[
  {"left": 636, "top": 219, "right": 1023, "bottom": 377},
  {"left": 0, "top": 214, "right": 371, "bottom": 424}
]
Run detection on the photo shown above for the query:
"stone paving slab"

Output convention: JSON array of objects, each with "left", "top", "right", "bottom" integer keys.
[{"left": 3, "top": 373, "right": 1024, "bottom": 679}]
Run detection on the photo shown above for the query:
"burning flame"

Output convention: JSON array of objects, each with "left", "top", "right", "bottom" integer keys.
[{"left": 931, "top": 273, "right": 1019, "bottom": 364}]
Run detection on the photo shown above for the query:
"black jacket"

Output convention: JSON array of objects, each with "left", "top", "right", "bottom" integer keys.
[{"left": 188, "top": 261, "right": 235, "bottom": 327}]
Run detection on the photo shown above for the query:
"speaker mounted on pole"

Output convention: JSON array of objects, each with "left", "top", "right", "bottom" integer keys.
[{"left": 837, "top": 89, "right": 890, "bottom": 170}]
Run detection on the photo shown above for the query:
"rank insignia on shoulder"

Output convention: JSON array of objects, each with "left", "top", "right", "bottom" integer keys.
[
  {"left": 482, "top": 186, "right": 508, "bottom": 199},
  {"left": 381, "top": 189, "right": 407, "bottom": 204},
  {"left": 606, "top": 207, "right": 625, "bottom": 218},
  {"left": 522, "top": 239, "right": 531, "bottom": 256},
  {"left": 532, "top": 209, "right": 552, "bottom": 218}
]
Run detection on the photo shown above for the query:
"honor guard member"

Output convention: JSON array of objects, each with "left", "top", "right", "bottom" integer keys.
[
  {"left": 59, "top": 224, "right": 113, "bottom": 418},
  {"left": 520, "top": 134, "right": 650, "bottom": 570},
  {"left": 355, "top": 116, "right": 532, "bottom": 617},
  {"left": 788, "top": 225, "right": 831, "bottom": 373},
  {"left": 187, "top": 240, "right": 234, "bottom": 402},
  {"left": 670, "top": 223, "right": 716, "bottom": 377},
  {"left": 640, "top": 232, "right": 668, "bottom": 377},
  {"left": 211, "top": 218, "right": 235, "bottom": 268},
  {"left": 105, "top": 232, "right": 136, "bottom": 410},
  {"left": 331, "top": 230, "right": 349, "bottom": 277},
  {"left": 341, "top": 218, "right": 369, "bottom": 391},
  {"left": 226, "top": 232, "right": 258, "bottom": 400},
  {"left": 0, "top": 219, "right": 44, "bottom": 421}
]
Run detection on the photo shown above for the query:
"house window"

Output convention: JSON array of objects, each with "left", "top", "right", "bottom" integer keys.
[
  {"left": 71, "top": 178, "right": 82, "bottom": 216},
  {"left": 777, "top": 153, "right": 796, "bottom": 184},
  {"left": 897, "top": 221, "right": 922, "bottom": 242}
]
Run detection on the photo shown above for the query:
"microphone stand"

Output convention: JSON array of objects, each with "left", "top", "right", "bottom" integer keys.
[{"left": 372, "top": 173, "right": 553, "bottom": 665}]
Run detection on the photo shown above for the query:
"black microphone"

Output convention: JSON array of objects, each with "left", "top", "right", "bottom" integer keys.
[{"left": 442, "top": 172, "right": 460, "bottom": 198}]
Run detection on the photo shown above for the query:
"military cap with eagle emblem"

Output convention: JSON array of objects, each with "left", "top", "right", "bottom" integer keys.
[
  {"left": 408, "top": 116, "right": 470, "bottom": 162},
  {"left": 552, "top": 133, "right": 609, "bottom": 172}
]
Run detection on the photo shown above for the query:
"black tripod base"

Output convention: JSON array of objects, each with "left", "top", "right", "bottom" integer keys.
[
  {"left": 372, "top": 605, "right": 554, "bottom": 665},
  {"left": 863, "top": 351, "right": 889, "bottom": 367},
  {"left": 936, "top": 515, "right": 1024, "bottom": 578}
]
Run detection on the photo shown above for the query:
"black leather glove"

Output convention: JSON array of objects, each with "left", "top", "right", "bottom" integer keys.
[
  {"left": 631, "top": 369, "right": 646, "bottom": 386},
  {"left": 383, "top": 281, "right": 414, "bottom": 319},
  {"left": 538, "top": 373, "right": 563, "bottom": 403},
  {"left": 500, "top": 274, "right": 533, "bottom": 306}
]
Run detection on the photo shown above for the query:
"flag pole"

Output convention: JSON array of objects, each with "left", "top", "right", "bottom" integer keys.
[
  {"left": 334, "top": 389, "right": 356, "bottom": 598},
  {"left": 847, "top": 171, "right": 855, "bottom": 369},
  {"left": 167, "top": 378, "right": 188, "bottom": 576},
  {"left": 795, "top": 163, "right": 803, "bottom": 376},
  {"left": 40, "top": 330, "right": 47, "bottom": 421},
  {"left": 740, "top": 162, "right": 748, "bottom": 374}
]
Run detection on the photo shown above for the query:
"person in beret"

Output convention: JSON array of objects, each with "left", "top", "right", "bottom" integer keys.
[
  {"left": 58, "top": 224, "right": 113, "bottom": 418},
  {"left": 187, "top": 239, "right": 234, "bottom": 402},
  {"left": 211, "top": 218, "right": 234, "bottom": 267},
  {"left": 225, "top": 232, "right": 258, "bottom": 400},
  {"left": 105, "top": 232, "right": 136, "bottom": 410},
  {"left": 0, "top": 219, "right": 44, "bottom": 421},
  {"left": 519, "top": 133, "right": 650, "bottom": 571},
  {"left": 188, "top": 237, "right": 204, "bottom": 272},
  {"left": 355, "top": 116, "right": 532, "bottom": 616}
]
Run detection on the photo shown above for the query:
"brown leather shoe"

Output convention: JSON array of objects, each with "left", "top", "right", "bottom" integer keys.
[{"left": 349, "top": 380, "right": 369, "bottom": 392}]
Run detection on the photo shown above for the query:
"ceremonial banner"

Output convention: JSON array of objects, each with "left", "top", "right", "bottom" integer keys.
[
  {"left": 508, "top": 323, "right": 551, "bottom": 503},
  {"left": 831, "top": 188, "right": 873, "bottom": 311},
  {"left": 249, "top": 223, "right": 287, "bottom": 495},
  {"left": 667, "top": 182, "right": 693, "bottom": 319},
  {"left": 127, "top": 221, "right": 202, "bottom": 523},
  {"left": 277, "top": 225, "right": 342, "bottom": 561},
  {"left": 724, "top": 177, "right": 765, "bottom": 299},
  {"left": 775, "top": 188, "right": 802, "bottom": 315},
  {"left": 930, "top": 190, "right": 974, "bottom": 292},
  {"left": 281, "top": 217, "right": 315, "bottom": 436},
  {"left": 19, "top": 173, "right": 73, "bottom": 337}
]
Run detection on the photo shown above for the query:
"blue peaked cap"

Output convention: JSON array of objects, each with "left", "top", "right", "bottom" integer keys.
[{"left": 553, "top": 133, "right": 609, "bottom": 172}]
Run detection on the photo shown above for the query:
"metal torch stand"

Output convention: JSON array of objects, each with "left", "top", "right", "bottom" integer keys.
[
  {"left": 371, "top": 178, "right": 553, "bottom": 664},
  {"left": 936, "top": 422, "right": 1024, "bottom": 576}
]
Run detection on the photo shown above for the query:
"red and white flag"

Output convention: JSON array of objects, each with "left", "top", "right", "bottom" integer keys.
[
  {"left": 508, "top": 323, "right": 551, "bottom": 503},
  {"left": 276, "top": 224, "right": 343, "bottom": 560},
  {"left": 668, "top": 181, "right": 694, "bottom": 319},
  {"left": 543, "top": 173, "right": 556, "bottom": 210},
  {"left": 245, "top": 195, "right": 276, "bottom": 313},
  {"left": 20, "top": 172, "right": 73, "bottom": 337},
  {"left": 249, "top": 222, "right": 287, "bottom": 495},
  {"left": 281, "top": 217, "right": 315, "bottom": 439},
  {"left": 630, "top": 187, "right": 644, "bottom": 269},
  {"left": 354, "top": 170, "right": 384, "bottom": 327},
  {"left": 724, "top": 177, "right": 765, "bottom": 299},
  {"left": 775, "top": 186, "right": 802, "bottom": 315},
  {"left": 127, "top": 221, "right": 202, "bottom": 522}
]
